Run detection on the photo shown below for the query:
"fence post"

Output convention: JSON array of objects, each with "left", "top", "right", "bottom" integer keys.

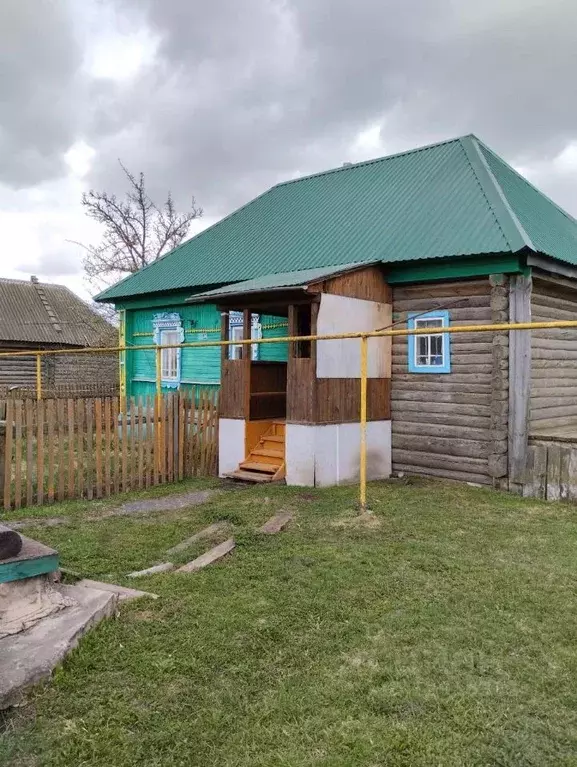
[{"left": 36, "top": 354, "right": 42, "bottom": 401}]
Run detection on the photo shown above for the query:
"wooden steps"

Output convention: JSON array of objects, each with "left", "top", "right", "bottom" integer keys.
[{"left": 225, "top": 421, "right": 285, "bottom": 483}]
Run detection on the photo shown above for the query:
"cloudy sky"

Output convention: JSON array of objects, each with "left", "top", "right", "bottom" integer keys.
[{"left": 2, "top": 0, "right": 577, "bottom": 299}]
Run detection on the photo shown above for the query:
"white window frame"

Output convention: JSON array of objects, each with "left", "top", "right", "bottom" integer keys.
[
  {"left": 408, "top": 310, "right": 451, "bottom": 374},
  {"left": 160, "top": 328, "right": 181, "bottom": 381}
]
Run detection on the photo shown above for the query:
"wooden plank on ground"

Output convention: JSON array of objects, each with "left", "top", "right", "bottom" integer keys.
[
  {"left": 166, "top": 522, "right": 231, "bottom": 555},
  {"left": 46, "top": 399, "right": 55, "bottom": 503},
  {"left": 36, "top": 398, "right": 45, "bottom": 505},
  {"left": 177, "top": 538, "right": 236, "bottom": 573},
  {"left": 13, "top": 400, "right": 22, "bottom": 510},
  {"left": 259, "top": 511, "right": 293, "bottom": 534},
  {"left": 127, "top": 562, "right": 175, "bottom": 578},
  {"left": 3, "top": 399, "right": 14, "bottom": 511}
]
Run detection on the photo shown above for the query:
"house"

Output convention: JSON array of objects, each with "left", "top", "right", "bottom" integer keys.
[
  {"left": 96, "top": 134, "right": 577, "bottom": 491},
  {"left": 0, "top": 277, "right": 117, "bottom": 396}
]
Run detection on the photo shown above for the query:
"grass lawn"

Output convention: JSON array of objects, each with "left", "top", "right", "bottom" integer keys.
[{"left": 2, "top": 477, "right": 577, "bottom": 766}]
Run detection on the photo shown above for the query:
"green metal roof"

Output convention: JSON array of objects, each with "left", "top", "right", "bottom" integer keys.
[
  {"left": 96, "top": 134, "right": 577, "bottom": 302},
  {"left": 186, "top": 263, "right": 369, "bottom": 303}
]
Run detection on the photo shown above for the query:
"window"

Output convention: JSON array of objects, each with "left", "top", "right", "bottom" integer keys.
[
  {"left": 408, "top": 310, "right": 450, "bottom": 373},
  {"left": 228, "top": 312, "right": 261, "bottom": 360},
  {"left": 160, "top": 329, "right": 180, "bottom": 380},
  {"left": 152, "top": 312, "right": 184, "bottom": 388}
]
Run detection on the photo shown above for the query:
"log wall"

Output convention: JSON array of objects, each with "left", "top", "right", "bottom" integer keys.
[
  {"left": 530, "top": 275, "right": 577, "bottom": 433},
  {"left": 391, "top": 276, "right": 509, "bottom": 486}
]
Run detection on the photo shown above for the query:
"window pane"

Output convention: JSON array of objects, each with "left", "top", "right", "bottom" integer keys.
[{"left": 430, "top": 335, "right": 443, "bottom": 356}]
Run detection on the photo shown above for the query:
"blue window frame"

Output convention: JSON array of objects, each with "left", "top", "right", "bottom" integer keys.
[{"left": 408, "top": 310, "right": 451, "bottom": 374}]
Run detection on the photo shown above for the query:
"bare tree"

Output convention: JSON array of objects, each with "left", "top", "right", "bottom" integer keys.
[{"left": 78, "top": 161, "right": 202, "bottom": 292}]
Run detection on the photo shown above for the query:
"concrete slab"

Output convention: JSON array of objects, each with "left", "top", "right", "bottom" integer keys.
[
  {"left": 166, "top": 521, "right": 230, "bottom": 555},
  {"left": 259, "top": 511, "right": 293, "bottom": 534},
  {"left": 0, "top": 583, "right": 117, "bottom": 709},
  {"left": 76, "top": 579, "right": 158, "bottom": 601},
  {"left": 177, "top": 539, "right": 235, "bottom": 573},
  {"left": 126, "top": 562, "right": 175, "bottom": 578}
]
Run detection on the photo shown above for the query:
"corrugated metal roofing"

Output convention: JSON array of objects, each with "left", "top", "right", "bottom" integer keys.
[
  {"left": 0, "top": 278, "right": 114, "bottom": 347},
  {"left": 186, "top": 263, "right": 369, "bottom": 302},
  {"left": 97, "top": 134, "right": 577, "bottom": 302}
]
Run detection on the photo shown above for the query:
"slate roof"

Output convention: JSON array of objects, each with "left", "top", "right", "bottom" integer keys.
[
  {"left": 0, "top": 278, "right": 114, "bottom": 347},
  {"left": 96, "top": 134, "right": 577, "bottom": 303}
]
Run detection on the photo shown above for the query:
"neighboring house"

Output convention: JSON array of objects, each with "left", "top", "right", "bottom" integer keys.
[
  {"left": 0, "top": 277, "right": 117, "bottom": 395},
  {"left": 96, "top": 134, "right": 577, "bottom": 490}
]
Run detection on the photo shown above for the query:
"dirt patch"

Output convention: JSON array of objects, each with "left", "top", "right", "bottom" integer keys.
[
  {"left": 331, "top": 511, "right": 382, "bottom": 530},
  {"left": 129, "top": 610, "right": 157, "bottom": 622}
]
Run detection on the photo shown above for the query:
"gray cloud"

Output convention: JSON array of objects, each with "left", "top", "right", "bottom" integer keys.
[
  {"left": 0, "top": 0, "right": 87, "bottom": 186},
  {"left": 83, "top": 0, "right": 577, "bottom": 221},
  {"left": 3, "top": 0, "right": 577, "bottom": 232}
]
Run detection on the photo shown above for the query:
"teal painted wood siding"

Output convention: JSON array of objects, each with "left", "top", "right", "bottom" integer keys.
[{"left": 124, "top": 302, "right": 287, "bottom": 398}]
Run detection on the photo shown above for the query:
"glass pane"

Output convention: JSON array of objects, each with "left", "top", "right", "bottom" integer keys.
[
  {"left": 415, "top": 318, "right": 442, "bottom": 329},
  {"left": 430, "top": 335, "right": 443, "bottom": 356}
]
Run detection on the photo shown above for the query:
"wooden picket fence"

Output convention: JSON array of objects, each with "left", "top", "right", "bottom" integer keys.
[{"left": 1, "top": 390, "right": 219, "bottom": 511}]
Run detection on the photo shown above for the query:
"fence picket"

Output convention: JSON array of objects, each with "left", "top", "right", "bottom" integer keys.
[
  {"left": 104, "top": 397, "right": 111, "bottom": 497},
  {"left": 36, "top": 399, "right": 45, "bottom": 505},
  {"left": 46, "top": 399, "right": 55, "bottom": 503},
  {"left": 76, "top": 399, "right": 84, "bottom": 499},
  {"left": 14, "top": 400, "right": 22, "bottom": 510},
  {"left": 85, "top": 399, "right": 94, "bottom": 501},
  {"left": 95, "top": 398, "right": 103, "bottom": 499},
  {"left": 3, "top": 399, "right": 14, "bottom": 510},
  {"left": 67, "top": 399, "right": 74, "bottom": 500},
  {"left": 1, "top": 389, "right": 219, "bottom": 512},
  {"left": 112, "top": 397, "right": 120, "bottom": 495},
  {"left": 57, "top": 399, "right": 65, "bottom": 501}
]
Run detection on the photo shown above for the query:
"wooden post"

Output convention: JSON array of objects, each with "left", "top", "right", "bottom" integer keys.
[
  {"left": 242, "top": 308, "right": 251, "bottom": 419},
  {"left": 359, "top": 335, "right": 368, "bottom": 512},
  {"left": 221, "top": 312, "right": 229, "bottom": 363},
  {"left": 0, "top": 420, "right": 6, "bottom": 510},
  {"left": 36, "top": 354, "right": 42, "bottom": 401},
  {"left": 508, "top": 273, "right": 532, "bottom": 491}
]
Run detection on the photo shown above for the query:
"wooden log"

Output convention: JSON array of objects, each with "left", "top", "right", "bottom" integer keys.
[
  {"left": 392, "top": 448, "right": 488, "bottom": 472},
  {"left": 392, "top": 295, "right": 490, "bottom": 312},
  {"left": 392, "top": 421, "right": 491, "bottom": 441},
  {"left": 531, "top": 405, "right": 577, "bottom": 421},
  {"left": 392, "top": 390, "right": 491, "bottom": 406},
  {"left": 392, "top": 463, "right": 492, "bottom": 485},
  {"left": 393, "top": 280, "right": 490, "bottom": 299},
  {"left": 392, "top": 434, "right": 491, "bottom": 459},
  {"left": 391, "top": 400, "right": 491, "bottom": 417},
  {"left": 392, "top": 411, "right": 490, "bottom": 429}
]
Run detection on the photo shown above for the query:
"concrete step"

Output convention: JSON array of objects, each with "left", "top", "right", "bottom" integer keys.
[{"left": 0, "top": 583, "right": 117, "bottom": 710}]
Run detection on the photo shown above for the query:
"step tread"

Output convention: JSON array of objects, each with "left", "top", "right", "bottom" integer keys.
[
  {"left": 262, "top": 435, "right": 284, "bottom": 443},
  {"left": 252, "top": 448, "right": 284, "bottom": 458},
  {"left": 225, "top": 470, "right": 273, "bottom": 483},
  {"left": 240, "top": 461, "right": 278, "bottom": 473}
]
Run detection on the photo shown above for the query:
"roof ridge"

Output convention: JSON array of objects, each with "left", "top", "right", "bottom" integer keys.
[
  {"left": 475, "top": 137, "right": 577, "bottom": 228},
  {"left": 31, "top": 280, "right": 63, "bottom": 333},
  {"left": 458, "top": 135, "right": 531, "bottom": 253},
  {"left": 275, "top": 134, "right": 468, "bottom": 189}
]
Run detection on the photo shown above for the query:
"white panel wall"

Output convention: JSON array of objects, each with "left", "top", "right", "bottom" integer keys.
[
  {"left": 316, "top": 294, "right": 391, "bottom": 378},
  {"left": 218, "top": 418, "right": 246, "bottom": 476},
  {"left": 285, "top": 420, "right": 392, "bottom": 487},
  {"left": 286, "top": 424, "right": 316, "bottom": 486}
]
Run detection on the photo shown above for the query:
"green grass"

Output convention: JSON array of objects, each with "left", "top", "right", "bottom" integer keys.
[{"left": 2, "top": 478, "right": 577, "bottom": 766}]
